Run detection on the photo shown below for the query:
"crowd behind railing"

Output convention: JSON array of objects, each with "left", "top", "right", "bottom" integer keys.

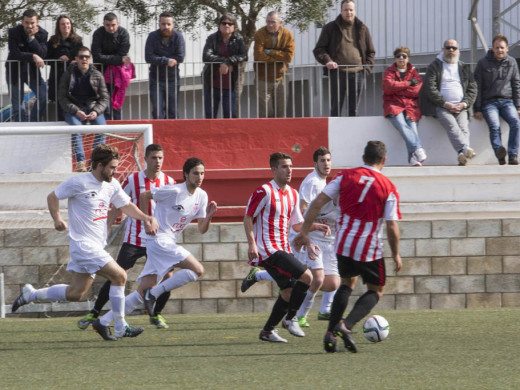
[{"left": 3, "top": 3, "right": 520, "bottom": 168}]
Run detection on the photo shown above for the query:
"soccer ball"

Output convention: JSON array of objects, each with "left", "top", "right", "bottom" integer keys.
[{"left": 362, "top": 315, "right": 390, "bottom": 342}]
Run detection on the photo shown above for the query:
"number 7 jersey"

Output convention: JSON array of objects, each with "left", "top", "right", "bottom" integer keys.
[{"left": 323, "top": 165, "right": 401, "bottom": 262}]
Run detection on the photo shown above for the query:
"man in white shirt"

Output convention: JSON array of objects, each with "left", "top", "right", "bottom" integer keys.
[{"left": 11, "top": 145, "right": 158, "bottom": 341}]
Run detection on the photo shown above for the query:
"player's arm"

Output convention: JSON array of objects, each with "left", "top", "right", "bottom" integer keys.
[
  {"left": 386, "top": 220, "right": 402, "bottom": 272},
  {"left": 139, "top": 190, "right": 153, "bottom": 215},
  {"left": 300, "top": 198, "right": 309, "bottom": 215},
  {"left": 198, "top": 201, "right": 218, "bottom": 234},
  {"left": 244, "top": 214, "right": 259, "bottom": 261},
  {"left": 106, "top": 206, "right": 122, "bottom": 231},
  {"left": 121, "top": 202, "right": 158, "bottom": 235},
  {"left": 293, "top": 192, "right": 332, "bottom": 253},
  {"left": 47, "top": 191, "right": 67, "bottom": 231}
]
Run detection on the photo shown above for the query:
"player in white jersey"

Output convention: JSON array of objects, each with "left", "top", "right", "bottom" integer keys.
[
  {"left": 12, "top": 145, "right": 159, "bottom": 341},
  {"left": 77, "top": 144, "right": 175, "bottom": 330},
  {"left": 95, "top": 157, "right": 217, "bottom": 329},
  {"left": 244, "top": 152, "right": 329, "bottom": 343},
  {"left": 294, "top": 141, "right": 402, "bottom": 353}
]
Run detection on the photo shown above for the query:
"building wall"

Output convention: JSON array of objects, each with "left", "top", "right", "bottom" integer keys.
[{"left": 4, "top": 219, "right": 520, "bottom": 316}]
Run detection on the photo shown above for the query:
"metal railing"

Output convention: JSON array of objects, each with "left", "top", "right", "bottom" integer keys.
[{"left": 1, "top": 60, "right": 436, "bottom": 121}]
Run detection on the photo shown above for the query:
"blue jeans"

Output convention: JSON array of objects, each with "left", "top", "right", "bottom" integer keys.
[
  {"left": 481, "top": 99, "right": 520, "bottom": 155},
  {"left": 65, "top": 109, "right": 107, "bottom": 163},
  {"left": 387, "top": 113, "right": 422, "bottom": 160},
  {"left": 8, "top": 76, "right": 47, "bottom": 122},
  {"left": 204, "top": 87, "right": 236, "bottom": 118},
  {"left": 149, "top": 78, "right": 179, "bottom": 119}
]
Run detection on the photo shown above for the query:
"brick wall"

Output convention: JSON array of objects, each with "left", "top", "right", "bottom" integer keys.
[{"left": 3, "top": 219, "right": 520, "bottom": 315}]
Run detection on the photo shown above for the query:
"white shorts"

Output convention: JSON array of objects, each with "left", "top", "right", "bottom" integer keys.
[
  {"left": 67, "top": 240, "right": 114, "bottom": 276},
  {"left": 137, "top": 236, "right": 191, "bottom": 284},
  {"left": 296, "top": 240, "right": 339, "bottom": 276}
]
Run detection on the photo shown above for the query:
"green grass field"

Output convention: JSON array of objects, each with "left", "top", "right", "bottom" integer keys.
[{"left": 1, "top": 308, "right": 519, "bottom": 389}]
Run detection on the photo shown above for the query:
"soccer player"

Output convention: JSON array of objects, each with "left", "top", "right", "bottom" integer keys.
[
  {"left": 294, "top": 140, "right": 402, "bottom": 353},
  {"left": 245, "top": 152, "right": 329, "bottom": 342},
  {"left": 94, "top": 157, "right": 217, "bottom": 332},
  {"left": 77, "top": 143, "right": 175, "bottom": 330},
  {"left": 11, "top": 145, "right": 158, "bottom": 341}
]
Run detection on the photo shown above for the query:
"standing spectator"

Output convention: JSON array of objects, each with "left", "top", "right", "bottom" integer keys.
[
  {"left": 383, "top": 46, "right": 427, "bottom": 166},
  {"left": 58, "top": 47, "right": 109, "bottom": 172},
  {"left": 253, "top": 11, "right": 295, "bottom": 118},
  {"left": 145, "top": 11, "right": 185, "bottom": 119},
  {"left": 202, "top": 13, "right": 247, "bottom": 118},
  {"left": 47, "top": 15, "right": 83, "bottom": 121},
  {"left": 419, "top": 39, "right": 477, "bottom": 166},
  {"left": 91, "top": 12, "right": 130, "bottom": 120},
  {"left": 5, "top": 9, "right": 48, "bottom": 122},
  {"left": 474, "top": 34, "right": 520, "bottom": 165},
  {"left": 313, "top": 0, "right": 375, "bottom": 117}
]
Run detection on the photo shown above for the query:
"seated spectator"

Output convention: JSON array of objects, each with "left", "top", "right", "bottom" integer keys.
[
  {"left": 5, "top": 9, "right": 47, "bottom": 122},
  {"left": 47, "top": 15, "right": 83, "bottom": 120},
  {"left": 382, "top": 46, "right": 426, "bottom": 166},
  {"left": 419, "top": 39, "right": 477, "bottom": 166},
  {"left": 202, "top": 13, "right": 247, "bottom": 118},
  {"left": 58, "top": 47, "right": 108, "bottom": 172}
]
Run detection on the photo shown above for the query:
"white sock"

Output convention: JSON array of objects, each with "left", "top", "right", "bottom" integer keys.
[
  {"left": 255, "top": 270, "right": 275, "bottom": 282},
  {"left": 297, "top": 290, "right": 317, "bottom": 318},
  {"left": 100, "top": 290, "right": 143, "bottom": 327},
  {"left": 109, "top": 285, "right": 126, "bottom": 332},
  {"left": 31, "top": 284, "right": 68, "bottom": 302},
  {"left": 150, "top": 269, "right": 198, "bottom": 297},
  {"left": 320, "top": 290, "right": 337, "bottom": 314}
]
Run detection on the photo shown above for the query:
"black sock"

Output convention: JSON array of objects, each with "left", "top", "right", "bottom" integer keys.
[
  {"left": 153, "top": 291, "right": 171, "bottom": 316},
  {"left": 93, "top": 280, "right": 111, "bottom": 316},
  {"left": 327, "top": 284, "right": 353, "bottom": 332},
  {"left": 263, "top": 296, "right": 289, "bottom": 332},
  {"left": 286, "top": 281, "right": 310, "bottom": 321},
  {"left": 344, "top": 290, "right": 380, "bottom": 330}
]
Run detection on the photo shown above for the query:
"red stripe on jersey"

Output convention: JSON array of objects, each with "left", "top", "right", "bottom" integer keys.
[
  {"left": 93, "top": 216, "right": 107, "bottom": 221},
  {"left": 268, "top": 183, "right": 281, "bottom": 252}
]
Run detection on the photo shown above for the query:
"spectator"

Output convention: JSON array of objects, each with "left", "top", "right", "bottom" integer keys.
[
  {"left": 47, "top": 15, "right": 83, "bottom": 121},
  {"left": 91, "top": 13, "right": 130, "bottom": 120},
  {"left": 253, "top": 11, "right": 295, "bottom": 118},
  {"left": 474, "top": 34, "right": 520, "bottom": 165},
  {"left": 419, "top": 39, "right": 477, "bottom": 166},
  {"left": 5, "top": 9, "right": 48, "bottom": 122},
  {"left": 382, "top": 46, "right": 427, "bottom": 166},
  {"left": 145, "top": 11, "right": 185, "bottom": 119},
  {"left": 202, "top": 13, "right": 247, "bottom": 118},
  {"left": 313, "top": 0, "right": 375, "bottom": 117},
  {"left": 58, "top": 47, "right": 109, "bottom": 172}
]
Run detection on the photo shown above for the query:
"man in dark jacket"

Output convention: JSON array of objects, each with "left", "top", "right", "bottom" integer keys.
[
  {"left": 6, "top": 9, "right": 48, "bottom": 122},
  {"left": 202, "top": 13, "right": 247, "bottom": 118},
  {"left": 474, "top": 34, "right": 520, "bottom": 165},
  {"left": 145, "top": 12, "right": 185, "bottom": 119},
  {"left": 91, "top": 13, "right": 130, "bottom": 120},
  {"left": 313, "top": 0, "right": 375, "bottom": 117},
  {"left": 419, "top": 39, "right": 478, "bottom": 166},
  {"left": 58, "top": 47, "right": 109, "bottom": 172}
]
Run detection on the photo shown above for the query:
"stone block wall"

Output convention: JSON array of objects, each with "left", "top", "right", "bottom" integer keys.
[{"left": 3, "top": 219, "right": 520, "bottom": 316}]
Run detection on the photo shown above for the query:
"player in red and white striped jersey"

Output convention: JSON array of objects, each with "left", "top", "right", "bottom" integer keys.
[
  {"left": 244, "top": 152, "right": 330, "bottom": 342},
  {"left": 294, "top": 141, "right": 402, "bottom": 353},
  {"left": 77, "top": 144, "right": 175, "bottom": 330}
]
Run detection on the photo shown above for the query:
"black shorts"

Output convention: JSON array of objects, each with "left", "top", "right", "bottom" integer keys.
[
  {"left": 260, "top": 251, "right": 307, "bottom": 290},
  {"left": 337, "top": 254, "right": 386, "bottom": 287},
  {"left": 116, "top": 242, "right": 147, "bottom": 270}
]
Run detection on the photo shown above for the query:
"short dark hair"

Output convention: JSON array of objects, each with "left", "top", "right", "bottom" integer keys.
[
  {"left": 160, "top": 11, "right": 174, "bottom": 20},
  {"left": 91, "top": 144, "right": 120, "bottom": 170},
  {"left": 145, "top": 143, "right": 163, "bottom": 157},
  {"left": 313, "top": 146, "right": 331, "bottom": 163},
  {"left": 269, "top": 152, "right": 292, "bottom": 168},
  {"left": 341, "top": 0, "right": 355, "bottom": 8},
  {"left": 76, "top": 46, "right": 91, "bottom": 55},
  {"left": 220, "top": 12, "right": 237, "bottom": 26},
  {"left": 492, "top": 34, "right": 508, "bottom": 46},
  {"left": 103, "top": 12, "right": 118, "bottom": 22},
  {"left": 23, "top": 9, "right": 38, "bottom": 19},
  {"left": 363, "top": 141, "right": 387, "bottom": 165},
  {"left": 183, "top": 157, "right": 204, "bottom": 180}
]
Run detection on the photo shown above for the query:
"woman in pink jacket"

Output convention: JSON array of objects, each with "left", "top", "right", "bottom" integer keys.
[{"left": 383, "top": 46, "right": 427, "bottom": 166}]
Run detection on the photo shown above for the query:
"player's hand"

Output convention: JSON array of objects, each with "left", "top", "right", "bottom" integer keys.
[
  {"left": 292, "top": 232, "right": 310, "bottom": 253},
  {"left": 206, "top": 201, "right": 218, "bottom": 218},
  {"left": 314, "top": 223, "right": 331, "bottom": 237},
  {"left": 54, "top": 218, "right": 67, "bottom": 231},
  {"left": 248, "top": 242, "right": 259, "bottom": 262},
  {"left": 393, "top": 254, "right": 402, "bottom": 273},
  {"left": 307, "top": 243, "right": 321, "bottom": 261},
  {"left": 144, "top": 216, "right": 158, "bottom": 235}
]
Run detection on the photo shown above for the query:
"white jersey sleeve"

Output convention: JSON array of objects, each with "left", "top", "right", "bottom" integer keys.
[{"left": 110, "top": 179, "right": 131, "bottom": 209}]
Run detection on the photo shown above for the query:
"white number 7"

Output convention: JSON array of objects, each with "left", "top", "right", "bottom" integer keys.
[{"left": 358, "top": 176, "right": 375, "bottom": 202}]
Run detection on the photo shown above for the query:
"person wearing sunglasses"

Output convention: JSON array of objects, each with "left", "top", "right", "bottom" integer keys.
[
  {"left": 202, "top": 13, "right": 247, "bottom": 118},
  {"left": 419, "top": 39, "right": 478, "bottom": 166},
  {"left": 383, "top": 47, "right": 426, "bottom": 166},
  {"left": 58, "top": 46, "right": 109, "bottom": 172}
]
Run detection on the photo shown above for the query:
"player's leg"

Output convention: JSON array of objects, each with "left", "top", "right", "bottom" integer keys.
[
  {"left": 240, "top": 267, "right": 275, "bottom": 292},
  {"left": 296, "top": 246, "right": 325, "bottom": 327},
  {"left": 318, "top": 242, "right": 340, "bottom": 320},
  {"left": 149, "top": 270, "right": 173, "bottom": 329}
]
